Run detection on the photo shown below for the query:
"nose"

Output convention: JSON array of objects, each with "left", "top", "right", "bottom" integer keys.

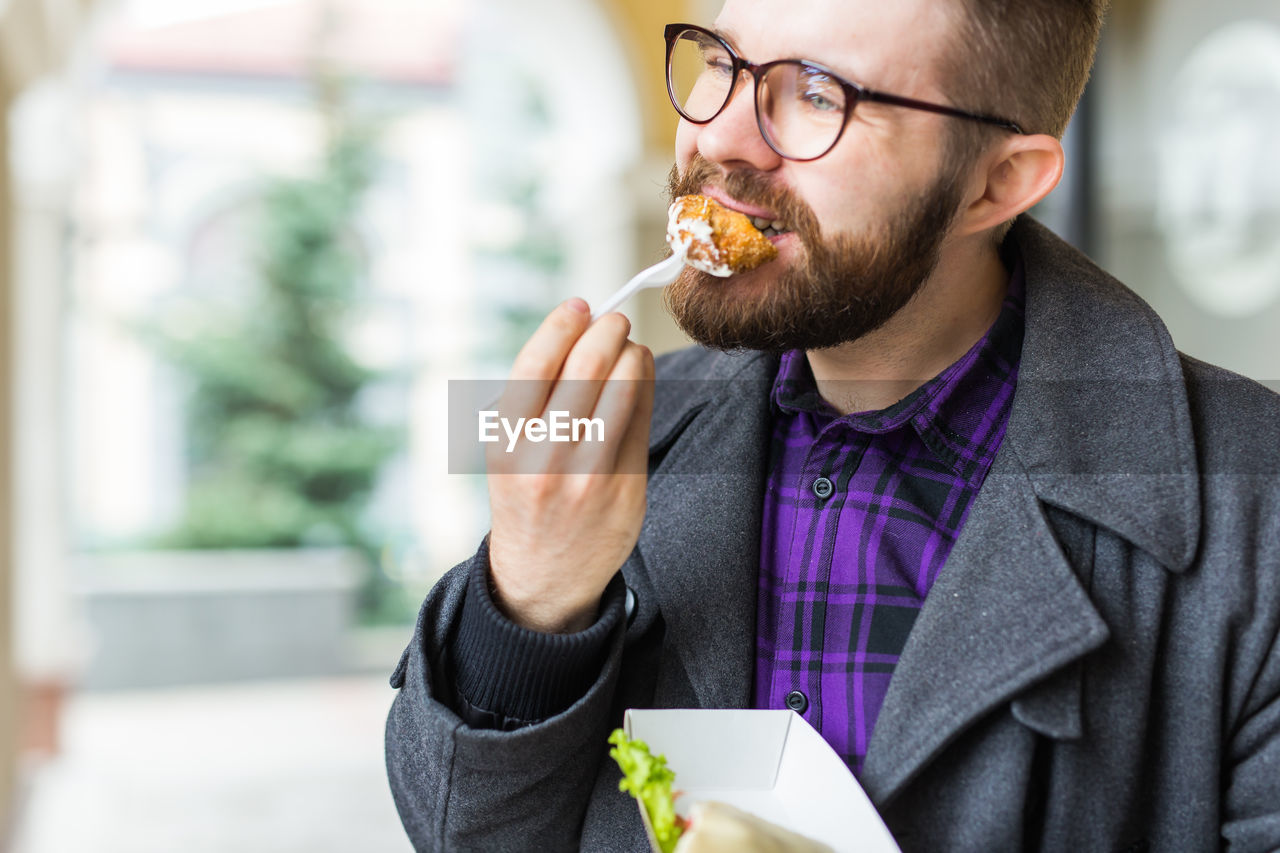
[{"left": 692, "top": 70, "right": 784, "bottom": 172}]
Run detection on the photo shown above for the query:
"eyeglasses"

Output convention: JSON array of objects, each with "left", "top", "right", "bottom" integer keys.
[{"left": 664, "top": 23, "right": 1025, "bottom": 162}]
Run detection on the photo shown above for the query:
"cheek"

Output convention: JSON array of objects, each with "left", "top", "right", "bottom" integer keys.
[
  {"left": 793, "top": 176, "right": 857, "bottom": 237},
  {"left": 807, "top": 133, "right": 905, "bottom": 211},
  {"left": 796, "top": 159, "right": 892, "bottom": 237}
]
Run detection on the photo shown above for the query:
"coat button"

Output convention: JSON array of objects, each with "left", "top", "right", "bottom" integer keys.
[
  {"left": 812, "top": 477, "right": 834, "bottom": 500},
  {"left": 785, "top": 690, "right": 809, "bottom": 714}
]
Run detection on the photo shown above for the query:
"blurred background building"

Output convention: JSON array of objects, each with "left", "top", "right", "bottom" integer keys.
[{"left": 0, "top": 0, "right": 1277, "bottom": 850}]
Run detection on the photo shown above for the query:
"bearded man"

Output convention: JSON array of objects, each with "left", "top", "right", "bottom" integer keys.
[{"left": 385, "top": 1, "right": 1280, "bottom": 850}]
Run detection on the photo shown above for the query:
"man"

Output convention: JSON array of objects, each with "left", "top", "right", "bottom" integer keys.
[{"left": 386, "top": 0, "right": 1280, "bottom": 850}]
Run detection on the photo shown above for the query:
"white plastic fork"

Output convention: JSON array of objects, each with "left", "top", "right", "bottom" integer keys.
[
  {"left": 478, "top": 252, "right": 689, "bottom": 412},
  {"left": 591, "top": 252, "right": 686, "bottom": 320}
]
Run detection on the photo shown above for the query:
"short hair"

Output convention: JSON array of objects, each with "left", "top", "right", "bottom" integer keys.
[
  {"left": 943, "top": 0, "right": 1109, "bottom": 139},
  {"left": 938, "top": 0, "right": 1109, "bottom": 239}
]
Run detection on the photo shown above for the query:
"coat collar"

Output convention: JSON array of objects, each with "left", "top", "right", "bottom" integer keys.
[{"left": 1000, "top": 217, "right": 1201, "bottom": 573}]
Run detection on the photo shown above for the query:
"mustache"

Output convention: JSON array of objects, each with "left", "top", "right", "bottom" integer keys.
[{"left": 666, "top": 155, "right": 822, "bottom": 245}]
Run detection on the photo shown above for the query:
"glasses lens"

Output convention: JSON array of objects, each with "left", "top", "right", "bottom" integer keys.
[
  {"left": 668, "top": 29, "right": 734, "bottom": 122},
  {"left": 758, "top": 62, "right": 848, "bottom": 160}
]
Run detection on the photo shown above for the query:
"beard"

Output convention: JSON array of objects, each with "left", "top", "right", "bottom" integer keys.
[{"left": 663, "top": 154, "right": 968, "bottom": 353}]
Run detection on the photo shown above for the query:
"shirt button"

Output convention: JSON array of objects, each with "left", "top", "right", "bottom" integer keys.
[
  {"left": 785, "top": 690, "right": 809, "bottom": 714},
  {"left": 812, "top": 477, "right": 834, "bottom": 500},
  {"left": 624, "top": 586, "right": 638, "bottom": 627}
]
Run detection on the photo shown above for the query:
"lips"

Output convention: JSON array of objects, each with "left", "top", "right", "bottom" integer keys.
[
  {"left": 700, "top": 186, "right": 780, "bottom": 223},
  {"left": 699, "top": 187, "right": 792, "bottom": 241}
]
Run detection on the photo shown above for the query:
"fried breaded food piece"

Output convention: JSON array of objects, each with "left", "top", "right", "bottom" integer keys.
[{"left": 668, "top": 194, "right": 779, "bottom": 276}]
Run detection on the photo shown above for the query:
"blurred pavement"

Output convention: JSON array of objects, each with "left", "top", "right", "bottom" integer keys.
[{"left": 11, "top": 676, "right": 413, "bottom": 853}]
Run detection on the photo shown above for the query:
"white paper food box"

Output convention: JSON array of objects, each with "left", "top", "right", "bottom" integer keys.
[{"left": 624, "top": 708, "right": 900, "bottom": 853}]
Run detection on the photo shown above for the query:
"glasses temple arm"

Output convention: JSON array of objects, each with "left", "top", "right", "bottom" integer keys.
[{"left": 858, "top": 89, "right": 1025, "bottom": 134}]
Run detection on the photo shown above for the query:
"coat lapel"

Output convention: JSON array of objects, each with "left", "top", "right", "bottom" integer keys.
[
  {"left": 636, "top": 350, "right": 776, "bottom": 709},
  {"left": 859, "top": 447, "right": 1110, "bottom": 803}
]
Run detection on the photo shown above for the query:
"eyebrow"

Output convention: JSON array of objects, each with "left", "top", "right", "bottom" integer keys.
[
  {"left": 711, "top": 24, "right": 742, "bottom": 49},
  {"left": 709, "top": 24, "right": 866, "bottom": 85}
]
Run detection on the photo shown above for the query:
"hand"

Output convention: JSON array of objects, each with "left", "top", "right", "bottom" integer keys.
[{"left": 486, "top": 298, "right": 654, "bottom": 634}]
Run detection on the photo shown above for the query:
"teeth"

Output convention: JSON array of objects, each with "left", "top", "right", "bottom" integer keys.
[{"left": 748, "top": 214, "right": 789, "bottom": 236}]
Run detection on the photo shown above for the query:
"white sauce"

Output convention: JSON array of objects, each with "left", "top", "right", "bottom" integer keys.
[{"left": 666, "top": 200, "right": 733, "bottom": 277}]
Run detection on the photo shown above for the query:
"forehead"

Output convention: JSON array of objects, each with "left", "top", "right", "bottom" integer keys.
[{"left": 712, "top": 0, "right": 961, "bottom": 90}]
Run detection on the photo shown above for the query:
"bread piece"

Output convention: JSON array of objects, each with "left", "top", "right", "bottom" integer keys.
[
  {"left": 667, "top": 195, "right": 779, "bottom": 276},
  {"left": 673, "top": 801, "right": 836, "bottom": 853}
]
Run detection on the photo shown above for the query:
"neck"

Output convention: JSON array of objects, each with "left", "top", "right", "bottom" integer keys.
[{"left": 806, "top": 238, "right": 1008, "bottom": 415}]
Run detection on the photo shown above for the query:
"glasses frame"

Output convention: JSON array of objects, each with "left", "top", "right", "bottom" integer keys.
[{"left": 664, "top": 23, "right": 1026, "bottom": 162}]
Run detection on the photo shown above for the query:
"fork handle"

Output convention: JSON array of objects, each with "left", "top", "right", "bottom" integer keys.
[{"left": 591, "top": 254, "right": 684, "bottom": 320}]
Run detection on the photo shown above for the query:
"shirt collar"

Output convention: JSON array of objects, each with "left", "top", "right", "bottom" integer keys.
[{"left": 770, "top": 258, "right": 1026, "bottom": 482}]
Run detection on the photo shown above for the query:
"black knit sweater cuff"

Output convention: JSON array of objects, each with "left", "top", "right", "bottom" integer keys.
[{"left": 449, "top": 539, "right": 625, "bottom": 725}]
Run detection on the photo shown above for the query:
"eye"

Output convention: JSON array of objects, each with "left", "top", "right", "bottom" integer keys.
[
  {"left": 802, "top": 90, "right": 840, "bottom": 112},
  {"left": 701, "top": 47, "right": 733, "bottom": 78},
  {"left": 798, "top": 69, "right": 843, "bottom": 112}
]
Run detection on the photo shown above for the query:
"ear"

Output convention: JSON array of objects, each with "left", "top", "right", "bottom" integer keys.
[{"left": 954, "top": 134, "right": 1064, "bottom": 238}]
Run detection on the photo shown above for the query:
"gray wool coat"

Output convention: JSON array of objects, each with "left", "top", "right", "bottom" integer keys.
[{"left": 385, "top": 218, "right": 1280, "bottom": 852}]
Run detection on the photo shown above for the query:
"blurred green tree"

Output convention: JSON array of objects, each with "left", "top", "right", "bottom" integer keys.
[{"left": 143, "top": 76, "right": 406, "bottom": 622}]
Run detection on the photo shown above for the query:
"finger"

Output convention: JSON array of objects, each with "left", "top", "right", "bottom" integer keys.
[
  {"left": 543, "top": 312, "right": 631, "bottom": 420},
  {"left": 580, "top": 342, "right": 653, "bottom": 474},
  {"left": 503, "top": 312, "right": 627, "bottom": 470},
  {"left": 501, "top": 299, "right": 591, "bottom": 420}
]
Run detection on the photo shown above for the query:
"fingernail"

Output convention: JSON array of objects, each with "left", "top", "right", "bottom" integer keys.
[{"left": 565, "top": 298, "right": 589, "bottom": 314}]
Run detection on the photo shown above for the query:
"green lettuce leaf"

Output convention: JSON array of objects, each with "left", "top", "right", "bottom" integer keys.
[{"left": 608, "top": 728, "right": 684, "bottom": 853}]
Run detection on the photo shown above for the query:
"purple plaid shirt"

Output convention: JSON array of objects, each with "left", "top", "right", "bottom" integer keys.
[{"left": 754, "top": 265, "right": 1025, "bottom": 776}]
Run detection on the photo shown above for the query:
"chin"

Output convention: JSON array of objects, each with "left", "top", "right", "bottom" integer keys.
[{"left": 682, "top": 266, "right": 782, "bottom": 317}]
